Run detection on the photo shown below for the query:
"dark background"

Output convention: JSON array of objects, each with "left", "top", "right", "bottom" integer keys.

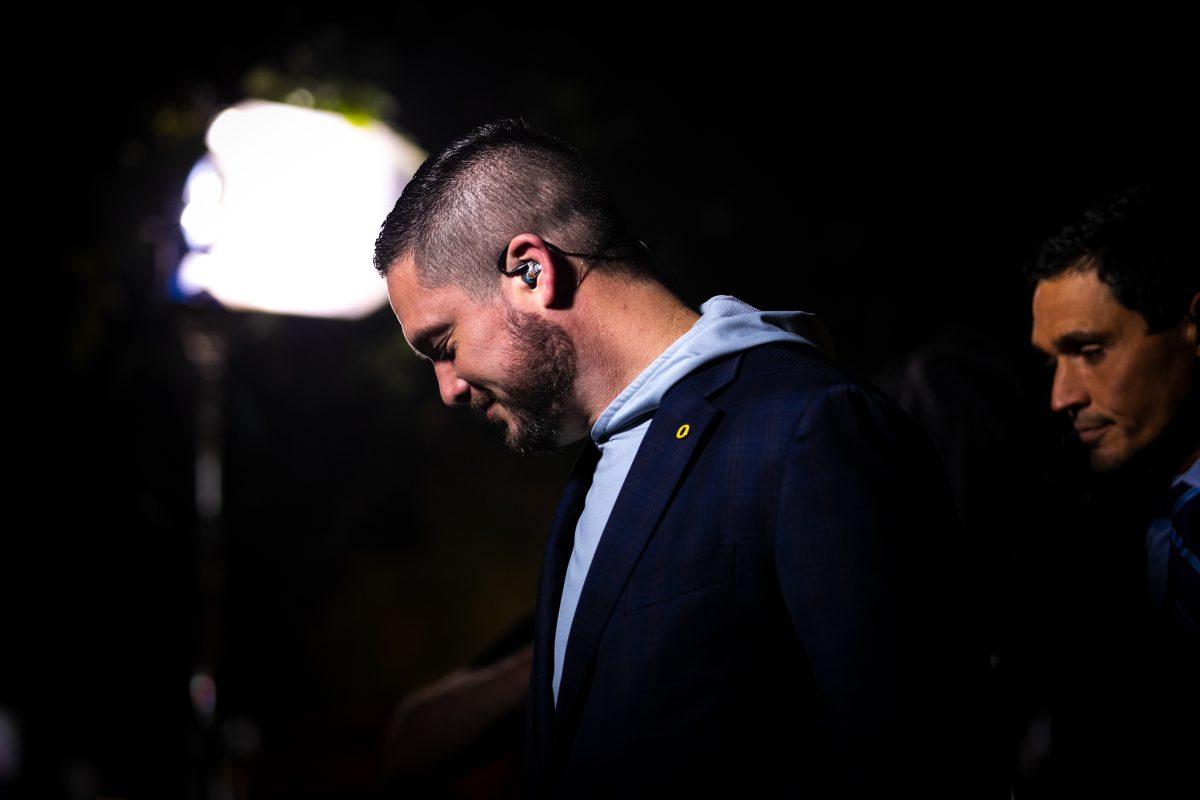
[{"left": 10, "top": 14, "right": 1197, "bottom": 799}]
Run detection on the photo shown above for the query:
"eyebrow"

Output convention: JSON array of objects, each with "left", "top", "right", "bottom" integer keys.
[
  {"left": 1033, "top": 329, "right": 1108, "bottom": 355},
  {"left": 405, "top": 322, "right": 450, "bottom": 362},
  {"left": 1053, "top": 330, "right": 1108, "bottom": 351}
]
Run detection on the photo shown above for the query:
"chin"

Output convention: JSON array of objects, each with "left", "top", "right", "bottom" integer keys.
[
  {"left": 1089, "top": 450, "right": 1129, "bottom": 473},
  {"left": 1088, "top": 436, "right": 1139, "bottom": 474},
  {"left": 500, "top": 411, "right": 569, "bottom": 457}
]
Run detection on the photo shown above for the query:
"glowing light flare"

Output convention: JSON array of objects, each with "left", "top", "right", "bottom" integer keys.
[
  {"left": 177, "top": 100, "right": 425, "bottom": 319},
  {"left": 189, "top": 671, "right": 217, "bottom": 721},
  {"left": 181, "top": 158, "right": 224, "bottom": 249}
]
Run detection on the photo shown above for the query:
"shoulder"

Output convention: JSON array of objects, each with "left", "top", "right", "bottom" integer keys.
[
  {"left": 710, "top": 342, "right": 901, "bottom": 430},
  {"left": 696, "top": 343, "right": 942, "bottom": 480}
]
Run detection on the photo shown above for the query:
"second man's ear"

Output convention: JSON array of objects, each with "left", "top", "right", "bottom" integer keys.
[{"left": 1188, "top": 291, "right": 1200, "bottom": 357}]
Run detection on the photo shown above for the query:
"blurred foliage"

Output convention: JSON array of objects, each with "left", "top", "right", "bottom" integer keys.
[{"left": 242, "top": 65, "right": 396, "bottom": 126}]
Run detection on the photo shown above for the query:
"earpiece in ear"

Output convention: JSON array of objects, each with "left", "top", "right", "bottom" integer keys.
[{"left": 522, "top": 261, "right": 542, "bottom": 288}]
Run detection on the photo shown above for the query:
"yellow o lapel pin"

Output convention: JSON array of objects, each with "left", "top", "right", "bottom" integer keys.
[{"left": 676, "top": 424, "right": 691, "bottom": 439}]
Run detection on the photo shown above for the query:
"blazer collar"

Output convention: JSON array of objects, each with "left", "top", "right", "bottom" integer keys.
[
  {"left": 530, "top": 438, "right": 600, "bottom": 766},
  {"left": 539, "top": 350, "right": 744, "bottom": 756}
]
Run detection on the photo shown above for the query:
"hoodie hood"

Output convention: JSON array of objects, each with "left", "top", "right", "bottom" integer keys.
[{"left": 590, "top": 295, "right": 833, "bottom": 444}]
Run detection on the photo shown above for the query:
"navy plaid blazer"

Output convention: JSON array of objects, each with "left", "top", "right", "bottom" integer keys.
[{"left": 525, "top": 342, "right": 996, "bottom": 798}]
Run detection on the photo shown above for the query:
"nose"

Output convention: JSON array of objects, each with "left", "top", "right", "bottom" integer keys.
[
  {"left": 433, "top": 361, "right": 470, "bottom": 406},
  {"left": 1050, "top": 359, "right": 1089, "bottom": 414}
]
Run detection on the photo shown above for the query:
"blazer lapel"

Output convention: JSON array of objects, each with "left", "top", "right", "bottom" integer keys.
[
  {"left": 552, "top": 352, "right": 743, "bottom": 741},
  {"left": 530, "top": 439, "right": 601, "bottom": 764}
]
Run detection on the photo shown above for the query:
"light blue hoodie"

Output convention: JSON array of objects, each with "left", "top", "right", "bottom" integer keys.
[{"left": 552, "top": 295, "right": 833, "bottom": 702}]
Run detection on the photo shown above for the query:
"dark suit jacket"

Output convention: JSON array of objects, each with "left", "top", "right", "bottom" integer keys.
[
  {"left": 1034, "top": 472, "right": 1200, "bottom": 797},
  {"left": 525, "top": 342, "right": 997, "bottom": 798}
]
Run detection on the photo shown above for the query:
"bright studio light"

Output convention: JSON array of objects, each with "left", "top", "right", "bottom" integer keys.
[{"left": 177, "top": 100, "right": 424, "bottom": 319}]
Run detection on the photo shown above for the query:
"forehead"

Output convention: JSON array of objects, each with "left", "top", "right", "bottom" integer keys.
[
  {"left": 385, "top": 255, "right": 473, "bottom": 350},
  {"left": 1031, "top": 269, "right": 1141, "bottom": 345}
]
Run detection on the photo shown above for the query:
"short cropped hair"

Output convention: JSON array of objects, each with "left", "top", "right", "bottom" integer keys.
[
  {"left": 1029, "top": 187, "right": 1200, "bottom": 332},
  {"left": 373, "top": 118, "right": 651, "bottom": 300}
]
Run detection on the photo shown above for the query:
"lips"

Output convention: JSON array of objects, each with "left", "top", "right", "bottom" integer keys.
[{"left": 1075, "top": 422, "right": 1111, "bottom": 445}]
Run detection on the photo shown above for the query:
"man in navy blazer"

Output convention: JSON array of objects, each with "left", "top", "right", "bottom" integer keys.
[{"left": 375, "top": 119, "right": 996, "bottom": 797}]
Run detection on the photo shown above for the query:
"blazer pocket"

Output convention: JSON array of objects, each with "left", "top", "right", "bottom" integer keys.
[{"left": 622, "top": 546, "right": 736, "bottom": 612}]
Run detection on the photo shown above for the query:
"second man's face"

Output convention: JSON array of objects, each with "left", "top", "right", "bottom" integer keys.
[{"left": 1031, "top": 267, "right": 1197, "bottom": 472}]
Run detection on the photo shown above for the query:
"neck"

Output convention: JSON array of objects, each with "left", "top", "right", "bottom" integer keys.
[
  {"left": 1180, "top": 444, "right": 1200, "bottom": 476},
  {"left": 569, "top": 276, "right": 700, "bottom": 436},
  {"left": 1140, "top": 394, "right": 1200, "bottom": 479},
  {"left": 1173, "top": 390, "right": 1200, "bottom": 475}
]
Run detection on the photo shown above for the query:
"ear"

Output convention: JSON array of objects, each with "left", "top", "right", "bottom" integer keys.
[
  {"left": 1187, "top": 291, "right": 1200, "bottom": 357},
  {"left": 499, "top": 233, "right": 571, "bottom": 312}
]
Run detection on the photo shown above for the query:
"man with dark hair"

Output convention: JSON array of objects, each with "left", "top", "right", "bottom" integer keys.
[
  {"left": 1027, "top": 187, "right": 1199, "bottom": 794},
  {"left": 1031, "top": 188, "right": 1200, "bottom": 475},
  {"left": 376, "top": 118, "right": 995, "bottom": 797}
]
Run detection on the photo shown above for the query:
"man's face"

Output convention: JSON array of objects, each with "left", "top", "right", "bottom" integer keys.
[
  {"left": 386, "top": 259, "right": 579, "bottom": 456},
  {"left": 1031, "top": 268, "right": 1197, "bottom": 472}
]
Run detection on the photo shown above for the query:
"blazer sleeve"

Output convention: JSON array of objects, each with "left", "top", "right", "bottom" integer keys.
[{"left": 773, "top": 383, "right": 993, "bottom": 794}]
